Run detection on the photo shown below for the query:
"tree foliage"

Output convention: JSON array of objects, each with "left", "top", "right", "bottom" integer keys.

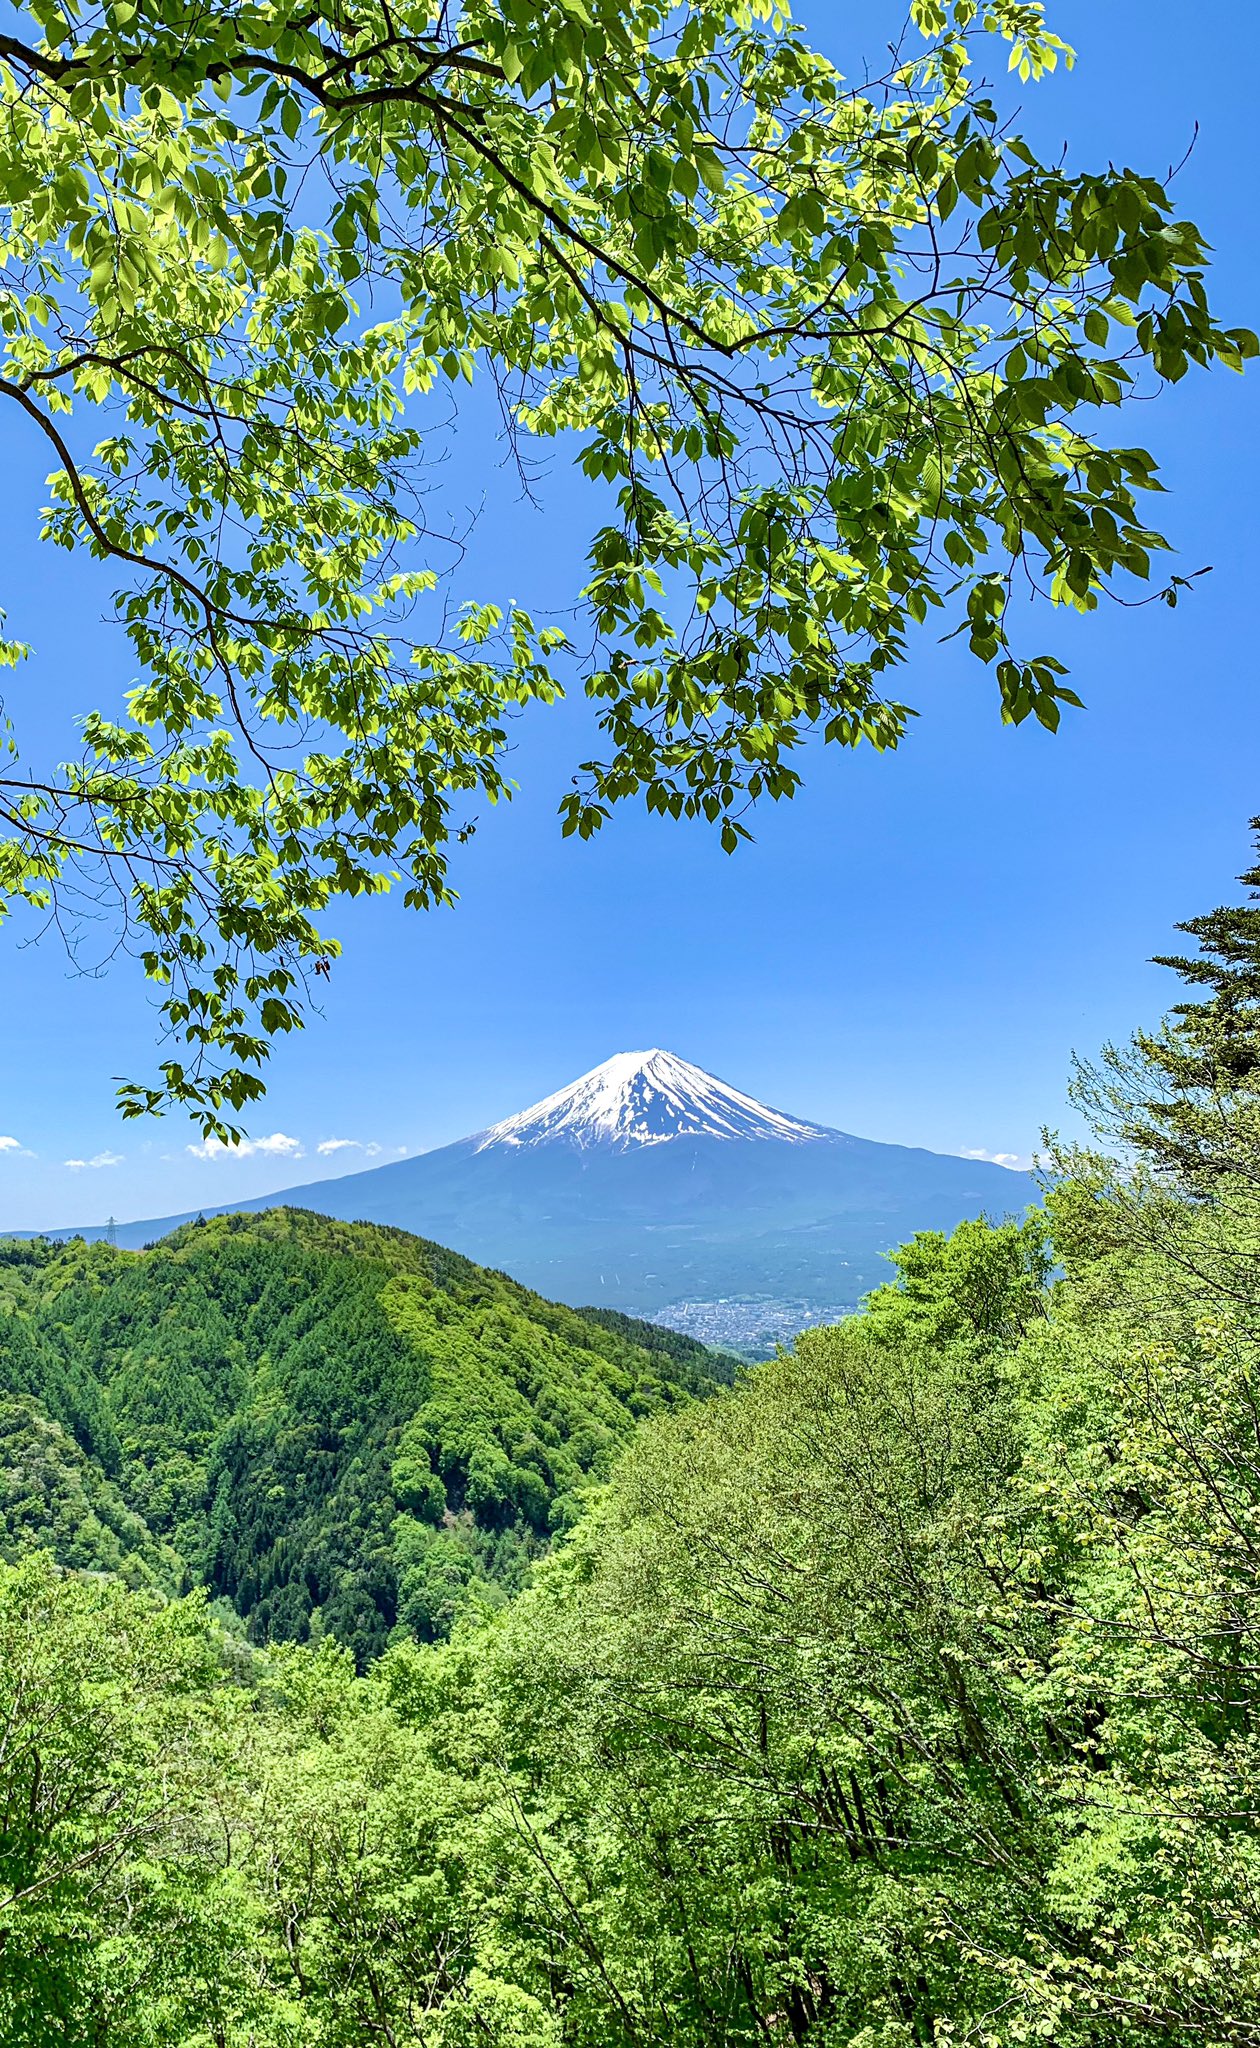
[
  {"left": 0, "top": 1555, "right": 253, "bottom": 2048},
  {"left": 10, "top": 848, "right": 1260, "bottom": 2042},
  {"left": 12, "top": 1161, "right": 1260, "bottom": 2045},
  {"left": 0, "top": 0, "right": 1251, "bottom": 1128},
  {"left": 0, "top": 1208, "right": 722, "bottom": 1662},
  {"left": 1075, "top": 818, "right": 1260, "bottom": 1192}
]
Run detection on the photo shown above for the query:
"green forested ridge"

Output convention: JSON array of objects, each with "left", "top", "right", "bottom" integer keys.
[
  {"left": 0, "top": 1208, "right": 722, "bottom": 1661},
  {"left": 6, "top": 849, "right": 1260, "bottom": 2045},
  {"left": 574, "top": 1304, "right": 741, "bottom": 1383}
]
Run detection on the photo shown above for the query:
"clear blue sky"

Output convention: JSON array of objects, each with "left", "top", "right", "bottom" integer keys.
[{"left": 0, "top": 0, "right": 1255, "bottom": 1232}]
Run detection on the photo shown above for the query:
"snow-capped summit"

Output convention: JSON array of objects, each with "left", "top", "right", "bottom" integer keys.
[
  {"left": 474, "top": 1049, "right": 834, "bottom": 1153},
  {"left": 31, "top": 1044, "right": 1038, "bottom": 1337}
]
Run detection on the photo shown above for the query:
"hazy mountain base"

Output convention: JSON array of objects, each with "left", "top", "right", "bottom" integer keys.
[
  {"left": 23, "top": 1117, "right": 1035, "bottom": 1321},
  {"left": 0, "top": 1210, "right": 729, "bottom": 1664},
  {"left": 646, "top": 1295, "right": 860, "bottom": 1357}
]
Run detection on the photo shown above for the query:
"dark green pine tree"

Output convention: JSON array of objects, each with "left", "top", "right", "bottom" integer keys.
[{"left": 1131, "top": 818, "right": 1260, "bottom": 1182}]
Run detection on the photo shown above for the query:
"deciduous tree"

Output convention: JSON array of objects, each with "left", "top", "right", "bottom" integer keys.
[{"left": 0, "top": 0, "right": 1250, "bottom": 1127}]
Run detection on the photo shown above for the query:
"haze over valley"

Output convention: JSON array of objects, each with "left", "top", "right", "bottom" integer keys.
[
  {"left": 0, "top": 2, "right": 1255, "bottom": 2042},
  {"left": 23, "top": 1050, "right": 1036, "bottom": 1351}
]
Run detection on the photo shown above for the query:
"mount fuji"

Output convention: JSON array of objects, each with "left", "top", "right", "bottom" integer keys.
[
  {"left": 474, "top": 1048, "right": 833, "bottom": 1151},
  {"left": 21, "top": 1052, "right": 1038, "bottom": 1349}
]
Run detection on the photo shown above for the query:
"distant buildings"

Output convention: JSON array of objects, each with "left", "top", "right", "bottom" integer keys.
[{"left": 648, "top": 1296, "right": 857, "bottom": 1359}]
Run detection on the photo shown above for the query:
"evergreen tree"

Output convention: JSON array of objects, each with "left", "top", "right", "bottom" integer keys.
[
  {"left": 1153, "top": 814, "right": 1260, "bottom": 1062},
  {"left": 1140, "top": 821, "right": 1260, "bottom": 1182},
  {"left": 1071, "top": 819, "right": 1260, "bottom": 1189}
]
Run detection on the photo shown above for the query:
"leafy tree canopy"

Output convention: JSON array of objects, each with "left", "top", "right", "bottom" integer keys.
[{"left": 0, "top": 0, "right": 1252, "bottom": 1131}]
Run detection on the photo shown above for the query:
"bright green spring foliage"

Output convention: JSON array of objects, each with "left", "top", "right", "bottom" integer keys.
[
  {"left": 461, "top": 1195, "right": 1260, "bottom": 2048},
  {"left": 9, "top": 1183, "right": 1260, "bottom": 2046},
  {"left": 0, "top": 0, "right": 1251, "bottom": 1132},
  {"left": 0, "top": 1208, "right": 725, "bottom": 1663},
  {"left": 9, "top": 855, "right": 1260, "bottom": 2043}
]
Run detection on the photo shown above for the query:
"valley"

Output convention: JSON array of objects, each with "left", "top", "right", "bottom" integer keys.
[
  {"left": 644, "top": 1293, "right": 859, "bottom": 1355},
  {"left": 0, "top": 0, "right": 1248, "bottom": 2035}
]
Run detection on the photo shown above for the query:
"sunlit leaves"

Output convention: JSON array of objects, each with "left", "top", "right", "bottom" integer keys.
[{"left": 0, "top": 0, "right": 1250, "bottom": 1125}]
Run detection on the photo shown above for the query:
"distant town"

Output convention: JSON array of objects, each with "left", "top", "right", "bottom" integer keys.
[{"left": 649, "top": 1296, "right": 859, "bottom": 1358}]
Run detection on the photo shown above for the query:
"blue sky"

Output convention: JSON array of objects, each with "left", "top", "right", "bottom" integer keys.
[{"left": 0, "top": 0, "right": 1256, "bottom": 1232}]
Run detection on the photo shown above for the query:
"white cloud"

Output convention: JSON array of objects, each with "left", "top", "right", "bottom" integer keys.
[
  {"left": 316, "top": 1137, "right": 384, "bottom": 1158},
  {"left": 187, "top": 1132, "right": 304, "bottom": 1162},
  {"left": 0, "top": 1135, "right": 34, "bottom": 1159},
  {"left": 64, "top": 1150, "right": 123, "bottom": 1171},
  {"left": 962, "top": 1147, "right": 1032, "bottom": 1171}
]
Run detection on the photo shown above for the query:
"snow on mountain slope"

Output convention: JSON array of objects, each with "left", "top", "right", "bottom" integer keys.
[
  {"left": 474, "top": 1049, "right": 833, "bottom": 1152},
  {"left": 16, "top": 1051, "right": 1038, "bottom": 1352}
]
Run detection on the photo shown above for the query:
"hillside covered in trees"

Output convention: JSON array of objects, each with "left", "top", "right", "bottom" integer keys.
[
  {"left": 4, "top": 829, "right": 1260, "bottom": 2046},
  {"left": 0, "top": 1210, "right": 732, "bottom": 1663}
]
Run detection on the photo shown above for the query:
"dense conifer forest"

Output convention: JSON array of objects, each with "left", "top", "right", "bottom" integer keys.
[
  {"left": 0, "top": 1212, "right": 730, "bottom": 1663},
  {"left": 4, "top": 835, "right": 1260, "bottom": 2046}
]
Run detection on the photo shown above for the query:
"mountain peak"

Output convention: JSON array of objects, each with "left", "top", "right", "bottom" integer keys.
[{"left": 475, "top": 1049, "right": 834, "bottom": 1153}]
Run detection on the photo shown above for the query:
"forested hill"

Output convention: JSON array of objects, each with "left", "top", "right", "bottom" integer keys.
[
  {"left": 0, "top": 1209, "right": 732, "bottom": 1662},
  {"left": 7, "top": 842, "right": 1260, "bottom": 2046}
]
